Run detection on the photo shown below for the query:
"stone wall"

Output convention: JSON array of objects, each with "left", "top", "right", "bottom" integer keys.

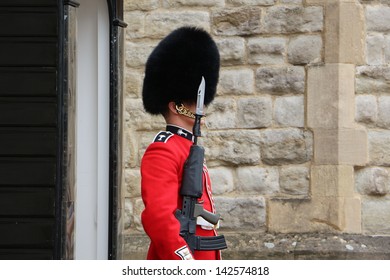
[
  {"left": 355, "top": 2, "right": 390, "bottom": 235},
  {"left": 121, "top": 0, "right": 390, "bottom": 259}
]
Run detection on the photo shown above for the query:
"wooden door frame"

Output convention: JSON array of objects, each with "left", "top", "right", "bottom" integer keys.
[{"left": 57, "top": 0, "right": 126, "bottom": 260}]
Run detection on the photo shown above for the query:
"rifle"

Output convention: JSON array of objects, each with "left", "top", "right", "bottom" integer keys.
[{"left": 175, "top": 77, "right": 227, "bottom": 253}]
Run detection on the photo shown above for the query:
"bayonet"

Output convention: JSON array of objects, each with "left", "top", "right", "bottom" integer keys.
[
  {"left": 196, "top": 76, "right": 205, "bottom": 116},
  {"left": 174, "top": 76, "right": 227, "bottom": 253},
  {"left": 193, "top": 77, "right": 205, "bottom": 144}
]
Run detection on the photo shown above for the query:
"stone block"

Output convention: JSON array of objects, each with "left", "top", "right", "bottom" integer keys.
[
  {"left": 288, "top": 35, "right": 322, "bottom": 65},
  {"left": 125, "top": 41, "right": 157, "bottom": 68},
  {"left": 215, "top": 37, "right": 246, "bottom": 65},
  {"left": 378, "top": 96, "right": 390, "bottom": 129},
  {"left": 218, "top": 68, "right": 254, "bottom": 95},
  {"left": 274, "top": 95, "right": 304, "bottom": 127},
  {"left": 280, "top": 166, "right": 310, "bottom": 196},
  {"left": 163, "top": 0, "right": 224, "bottom": 7},
  {"left": 313, "top": 128, "right": 368, "bottom": 166},
  {"left": 268, "top": 199, "right": 321, "bottom": 233},
  {"left": 132, "top": 198, "right": 145, "bottom": 232},
  {"left": 237, "top": 96, "right": 272, "bottom": 128},
  {"left": 145, "top": 11, "right": 210, "bottom": 38},
  {"left": 368, "top": 130, "right": 390, "bottom": 166},
  {"left": 366, "top": 34, "right": 385, "bottom": 66},
  {"left": 236, "top": 166, "right": 279, "bottom": 194},
  {"left": 227, "top": 0, "right": 275, "bottom": 5},
  {"left": 214, "top": 196, "right": 266, "bottom": 230},
  {"left": 356, "top": 66, "right": 390, "bottom": 95},
  {"left": 262, "top": 6, "right": 323, "bottom": 34},
  {"left": 311, "top": 165, "right": 355, "bottom": 198},
  {"left": 212, "top": 6, "right": 262, "bottom": 36},
  {"left": 124, "top": 198, "right": 132, "bottom": 230},
  {"left": 260, "top": 128, "right": 313, "bottom": 165},
  {"left": 307, "top": 64, "right": 355, "bottom": 129},
  {"left": 256, "top": 66, "right": 305, "bottom": 95},
  {"left": 125, "top": 69, "right": 143, "bottom": 98},
  {"left": 385, "top": 35, "right": 390, "bottom": 63},
  {"left": 125, "top": 0, "right": 160, "bottom": 11},
  {"left": 362, "top": 197, "right": 390, "bottom": 235},
  {"left": 208, "top": 167, "right": 235, "bottom": 195},
  {"left": 125, "top": 98, "right": 165, "bottom": 131},
  {"left": 124, "top": 169, "right": 141, "bottom": 198},
  {"left": 355, "top": 167, "right": 390, "bottom": 196},
  {"left": 325, "top": 2, "right": 365, "bottom": 64},
  {"left": 205, "top": 98, "right": 237, "bottom": 129},
  {"left": 366, "top": 5, "right": 390, "bottom": 33},
  {"left": 304, "top": 0, "right": 326, "bottom": 4},
  {"left": 248, "top": 37, "right": 286, "bottom": 65},
  {"left": 341, "top": 197, "right": 362, "bottom": 234},
  {"left": 280, "top": 0, "right": 302, "bottom": 3},
  {"left": 355, "top": 94, "right": 378, "bottom": 125},
  {"left": 124, "top": 12, "right": 145, "bottom": 39},
  {"left": 204, "top": 130, "right": 262, "bottom": 166},
  {"left": 268, "top": 195, "right": 361, "bottom": 233}
]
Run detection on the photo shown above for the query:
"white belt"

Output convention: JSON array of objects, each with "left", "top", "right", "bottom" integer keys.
[{"left": 196, "top": 216, "right": 220, "bottom": 230}]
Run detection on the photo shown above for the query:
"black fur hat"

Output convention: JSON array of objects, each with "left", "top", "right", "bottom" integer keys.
[{"left": 142, "top": 26, "right": 220, "bottom": 115}]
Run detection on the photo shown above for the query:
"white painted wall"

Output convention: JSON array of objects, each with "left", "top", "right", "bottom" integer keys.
[{"left": 75, "top": 0, "right": 110, "bottom": 259}]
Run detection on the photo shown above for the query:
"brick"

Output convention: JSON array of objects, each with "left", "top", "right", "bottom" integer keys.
[
  {"left": 124, "top": 169, "right": 141, "bottom": 198},
  {"left": 125, "top": 69, "right": 144, "bottom": 98},
  {"left": 204, "top": 130, "right": 262, "bottom": 166},
  {"left": 256, "top": 66, "right": 305, "bottom": 95},
  {"left": 237, "top": 96, "right": 272, "bottom": 129},
  {"left": 313, "top": 128, "right": 368, "bottom": 166},
  {"left": 260, "top": 128, "right": 313, "bottom": 165},
  {"left": 125, "top": 41, "right": 157, "bottom": 68},
  {"left": 214, "top": 196, "right": 266, "bottom": 230},
  {"left": 145, "top": 11, "right": 210, "bottom": 38},
  {"left": 356, "top": 66, "right": 390, "bottom": 95},
  {"left": 274, "top": 95, "right": 304, "bottom": 127},
  {"left": 236, "top": 166, "right": 279, "bottom": 194},
  {"left": 208, "top": 167, "right": 235, "bottom": 195},
  {"left": 227, "top": 0, "right": 275, "bottom": 5},
  {"left": 355, "top": 94, "right": 378, "bottom": 125},
  {"left": 248, "top": 37, "right": 286, "bottom": 65},
  {"left": 368, "top": 130, "right": 390, "bottom": 166},
  {"left": 311, "top": 165, "right": 355, "bottom": 198},
  {"left": 212, "top": 6, "right": 262, "bottom": 36},
  {"left": 280, "top": 166, "right": 310, "bottom": 196},
  {"left": 366, "top": 34, "right": 385, "bottom": 66},
  {"left": 288, "top": 35, "right": 322, "bottom": 65},
  {"left": 325, "top": 2, "right": 365, "bottom": 64},
  {"left": 124, "top": 12, "right": 145, "bottom": 39},
  {"left": 163, "top": 0, "right": 224, "bottom": 7},
  {"left": 378, "top": 96, "right": 390, "bottom": 128},
  {"left": 215, "top": 37, "right": 246, "bottom": 65},
  {"left": 218, "top": 68, "right": 254, "bottom": 95},
  {"left": 262, "top": 6, "right": 323, "bottom": 34},
  {"left": 307, "top": 64, "right": 355, "bottom": 129},
  {"left": 206, "top": 98, "right": 237, "bottom": 130},
  {"left": 124, "top": 0, "right": 160, "bottom": 11},
  {"left": 362, "top": 197, "right": 390, "bottom": 235},
  {"left": 355, "top": 167, "right": 390, "bottom": 196},
  {"left": 366, "top": 5, "right": 390, "bottom": 32}
]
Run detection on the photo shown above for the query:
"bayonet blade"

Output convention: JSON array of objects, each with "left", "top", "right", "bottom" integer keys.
[{"left": 196, "top": 76, "right": 205, "bottom": 116}]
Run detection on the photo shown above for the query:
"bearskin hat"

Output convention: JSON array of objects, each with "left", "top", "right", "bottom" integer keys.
[{"left": 142, "top": 26, "right": 220, "bottom": 115}]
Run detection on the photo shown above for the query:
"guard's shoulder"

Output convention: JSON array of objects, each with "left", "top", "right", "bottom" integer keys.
[{"left": 152, "top": 131, "right": 174, "bottom": 143}]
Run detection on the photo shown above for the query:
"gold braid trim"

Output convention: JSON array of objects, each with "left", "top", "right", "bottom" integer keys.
[{"left": 175, "top": 104, "right": 196, "bottom": 119}]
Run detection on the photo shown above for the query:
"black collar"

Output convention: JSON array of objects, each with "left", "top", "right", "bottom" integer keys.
[{"left": 166, "top": 125, "right": 194, "bottom": 142}]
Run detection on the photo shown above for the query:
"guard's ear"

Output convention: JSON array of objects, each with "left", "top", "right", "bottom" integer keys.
[{"left": 168, "top": 101, "right": 179, "bottom": 115}]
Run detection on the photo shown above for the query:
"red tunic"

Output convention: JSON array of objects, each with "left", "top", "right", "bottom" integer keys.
[{"left": 141, "top": 125, "right": 221, "bottom": 260}]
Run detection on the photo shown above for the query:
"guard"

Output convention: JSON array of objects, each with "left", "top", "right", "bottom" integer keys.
[{"left": 140, "top": 26, "right": 226, "bottom": 260}]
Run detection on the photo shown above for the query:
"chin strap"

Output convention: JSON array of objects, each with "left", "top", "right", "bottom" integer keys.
[{"left": 175, "top": 103, "right": 196, "bottom": 119}]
